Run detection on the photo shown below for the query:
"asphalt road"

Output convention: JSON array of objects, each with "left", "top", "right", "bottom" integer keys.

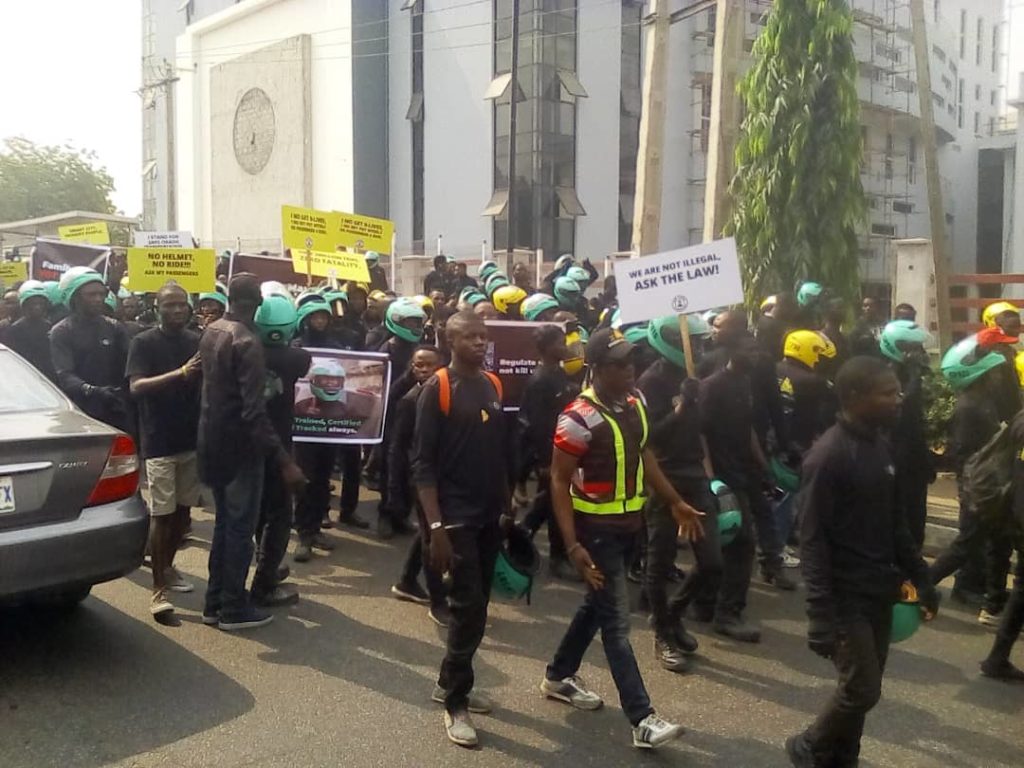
[{"left": 1, "top": 500, "right": 1022, "bottom": 768}]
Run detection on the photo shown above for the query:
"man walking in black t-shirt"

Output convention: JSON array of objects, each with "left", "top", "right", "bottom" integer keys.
[
  {"left": 413, "top": 311, "right": 510, "bottom": 748},
  {"left": 126, "top": 284, "right": 202, "bottom": 620}
]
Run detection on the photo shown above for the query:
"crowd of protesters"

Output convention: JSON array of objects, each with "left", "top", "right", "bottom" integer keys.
[{"left": 2, "top": 250, "right": 1024, "bottom": 762}]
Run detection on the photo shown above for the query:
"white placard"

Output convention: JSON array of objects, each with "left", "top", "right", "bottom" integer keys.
[
  {"left": 133, "top": 230, "right": 193, "bottom": 248},
  {"left": 613, "top": 238, "right": 744, "bottom": 324}
]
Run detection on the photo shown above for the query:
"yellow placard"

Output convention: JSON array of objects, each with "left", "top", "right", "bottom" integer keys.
[
  {"left": 290, "top": 250, "right": 371, "bottom": 282},
  {"left": 0, "top": 261, "right": 29, "bottom": 287},
  {"left": 281, "top": 205, "right": 337, "bottom": 252},
  {"left": 335, "top": 212, "right": 394, "bottom": 254},
  {"left": 57, "top": 222, "right": 110, "bottom": 245},
  {"left": 127, "top": 248, "right": 216, "bottom": 293}
]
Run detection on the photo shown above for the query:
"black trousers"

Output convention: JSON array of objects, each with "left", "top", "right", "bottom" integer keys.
[
  {"left": 644, "top": 476, "right": 723, "bottom": 634},
  {"left": 522, "top": 478, "right": 566, "bottom": 561},
  {"left": 985, "top": 537, "right": 1024, "bottom": 665},
  {"left": 294, "top": 444, "right": 361, "bottom": 538},
  {"left": 398, "top": 503, "right": 447, "bottom": 607},
  {"left": 716, "top": 488, "right": 757, "bottom": 620},
  {"left": 803, "top": 597, "right": 892, "bottom": 767},
  {"left": 437, "top": 521, "right": 501, "bottom": 712},
  {"left": 253, "top": 457, "right": 291, "bottom": 596},
  {"left": 929, "top": 503, "right": 1012, "bottom": 612}
]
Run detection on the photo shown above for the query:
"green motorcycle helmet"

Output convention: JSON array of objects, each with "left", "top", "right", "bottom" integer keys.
[
  {"left": 890, "top": 600, "right": 922, "bottom": 643},
  {"left": 879, "top": 320, "right": 931, "bottom": 363},
  {"left": 309, "top": 359, "right": 347, "bottom": 401},
  {"left": 521, "top": 293, "right": 559, "bottom": 321},
  {"left": 385, "top": 297, "right": 426, "bottom": 343},
  {"left": 17, "top": 280, "right": 50, "bottom": 306},
  {"left": 647, "top": 315, "right": 710, "bottom": 369},
  {"left": 322, "top": 289, "right": 348, "bottom": 316},
  {"left": 104, "top": 290, "right": 117, "bottom": 312},
  {"left": 260, "top": 280, "right": 292, "bottom": 301},
  {"left": 58, "top": 266, "right": 105, "bottom": 306},
  {"left": 492, "top": 524, "right": 541, "bottom": 602},
  {"left": 565, "top": 265, "right": 591, "bottom": 288},
  {"left": 478, "top": 260, "right": 499, "bottom": 280},
  {"left": 42, "top": 281, "right": 61, "bottom": 306},
  {"left": 365, "top": 251, "right": 381, "bottom": 268},
  {"left": 940, "top": 335, "right": 1005, "bottom": 390},
  {"left": 771, "top": 456, "right": 801, "bottom": 493},
  {"left": 797, "top": 281, "right": 824, "bottom": 307},
  {"left": 553, "top": 276, "right": 581, "bottom": 308},
  {"left": 296, "top": 294, "right": 332, "bottom": 330},
  {"left": 198, "top": 291, "right": 228, "bottom": 309},
  {"left": 710, "top": 480, "right": 743, "bottom": 547},
  {"left": 459, "top": 288, "right": 488, "bottom": 308},
  {"left": 484, "top": 272, "right": 510, "bottom": 298},
  {"left": 623, "top": 323, "right": 649, "bottom": 345},
  {"left": 254, "top": 293, "right": 298, "bottom": 346},
  {"left": 296, "top": 290, "right": 325, "bottom": 308}
]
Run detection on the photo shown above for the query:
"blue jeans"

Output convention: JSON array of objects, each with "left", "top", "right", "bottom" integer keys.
[
  {"left": 205, "top": 457, "right": 265, "bottom": 620},
  {"left": 547, "top": 527, "right": 654, "bottom": 726}
]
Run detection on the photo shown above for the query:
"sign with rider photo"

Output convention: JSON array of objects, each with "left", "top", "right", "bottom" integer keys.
[
  {"left": 483, "top": 320, "right": 560, "bottom": 412},
  {"left": 613, "top": 238, "right": 744, "bottom": 324},
  {"left": 292, "top": 349, "right": 391, "bottom": 444}
]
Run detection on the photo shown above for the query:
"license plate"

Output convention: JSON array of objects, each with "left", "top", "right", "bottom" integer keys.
[{"left": 0, "top": 476, "right": 13, "bottom": 513}]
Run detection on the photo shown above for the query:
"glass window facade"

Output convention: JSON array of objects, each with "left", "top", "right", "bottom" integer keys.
[{"left": 492, "top": 0, "right": 582, "bottom": 258}]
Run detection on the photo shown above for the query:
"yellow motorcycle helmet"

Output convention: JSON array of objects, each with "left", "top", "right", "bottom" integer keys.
[
  {"left": 783, "top": 329, "right": 837, "bottom": 370},
  {"left": 492, "top": 285, "right": 527, "bottom": 316},
  {"left": 1016, "top": 350, "right": 1024, "bottom": 389},
  {"left": 982, "top": 301, "right": 1020, "bottom": 328},
  {"left": 410, "top": 294, "right": 435, "bottom": 317},
  {"left": 562, "top": 329, "right": 585, "bottom": 376}
]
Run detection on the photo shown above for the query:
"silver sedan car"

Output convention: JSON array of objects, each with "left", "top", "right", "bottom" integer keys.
[{"left": 0, "top": 344, "right": 148, "bottom": 608}]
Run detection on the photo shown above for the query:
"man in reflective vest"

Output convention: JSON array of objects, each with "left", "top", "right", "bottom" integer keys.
[{"left": 539, "top": 328, "right": 705, "bottom": 750}]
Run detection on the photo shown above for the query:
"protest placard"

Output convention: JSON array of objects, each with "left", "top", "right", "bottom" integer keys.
[
  {"left": 0, "top": 261, "right": 29, "bottom": 289},
  {"left": 134, "top": 231, "right": 193, "bottom": 248},
  {"left": 30, "top": 239, "right": 110, "bottom": 281},
  {"left": 126, "top": 247, "right": 216, "bottom": 293},
  {"left": 483, "top": 320, "right": 560, "bottom": 411},
  {"left": 281, "top": 205, "right": 336, "bottom": 253},
  {"left": 289, "top": 249, "right": 371, "bottom": 283},
  {"left": 335, "top": 212, "right": 394, "bottom": 254},
  {"left": 57, "top": 222, "right": 110, "bottom": 245},
  {"left": 613, "top": 238, "right": 743, "bottom": 325},
  {"left": 292, "top": 350, "right": 391, "bottom": 444}
]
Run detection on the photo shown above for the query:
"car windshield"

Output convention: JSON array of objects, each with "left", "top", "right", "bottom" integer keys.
[{"left": 0, "top": 350, "right": 67, "bottom": 413}]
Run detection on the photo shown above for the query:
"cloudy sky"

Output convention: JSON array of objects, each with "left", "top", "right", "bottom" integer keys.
[
  {"left": 0, "top": 0, "right": 1020, "bottom": 223},
  {"left": 0, "top": 0, "right": 141, "bottom": 216}
]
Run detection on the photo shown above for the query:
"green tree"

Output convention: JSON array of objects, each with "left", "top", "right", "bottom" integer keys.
[
  {"left": 727, "top": 0, "right": 866, "bottom": 307},
  {"left": 0, "top": 137, "right": 116, "bottom": 223}
]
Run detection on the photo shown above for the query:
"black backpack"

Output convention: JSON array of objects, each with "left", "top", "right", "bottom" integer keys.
[{"left": 962, "top": 424, "right": 1015, "bottom": 528}]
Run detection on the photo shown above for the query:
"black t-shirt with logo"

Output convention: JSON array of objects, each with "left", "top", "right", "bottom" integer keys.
[
  {"left": 125, "top": 326, "right": 200, "bottom": 459},
  {"left": 412, "top": 368, "right": 509, "bottom": 524}
]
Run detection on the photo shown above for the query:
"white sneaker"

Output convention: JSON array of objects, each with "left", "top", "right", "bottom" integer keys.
[
  {"left": 632, "top": 713, "right": 684, "bottom": 749},
  {"left": 150, "top": 589, "right": 174, "bottom": 616},
  {"left": 444, "top": 708, "right": 478, "bottom": 747},
  {"left": 164, "top": 567, "right": 194, "bottom": 593},
  {"left": 782, "top": 551, "right": 801, "bottom": 569},
  {"left": 540, "top": 675, "right": 603, "bottom": 711},
  {"left": 978, "top": 609, "right": 1002, "bottom": 628}
]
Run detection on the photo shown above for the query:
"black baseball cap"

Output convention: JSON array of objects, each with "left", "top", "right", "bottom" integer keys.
[{"left": 586, "top": 328, "right": 636, "bottom": 366}]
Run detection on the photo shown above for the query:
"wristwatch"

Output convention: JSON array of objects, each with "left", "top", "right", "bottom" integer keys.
[{"left": 429, "top": 521, "right": 444, "bottom": 531}]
